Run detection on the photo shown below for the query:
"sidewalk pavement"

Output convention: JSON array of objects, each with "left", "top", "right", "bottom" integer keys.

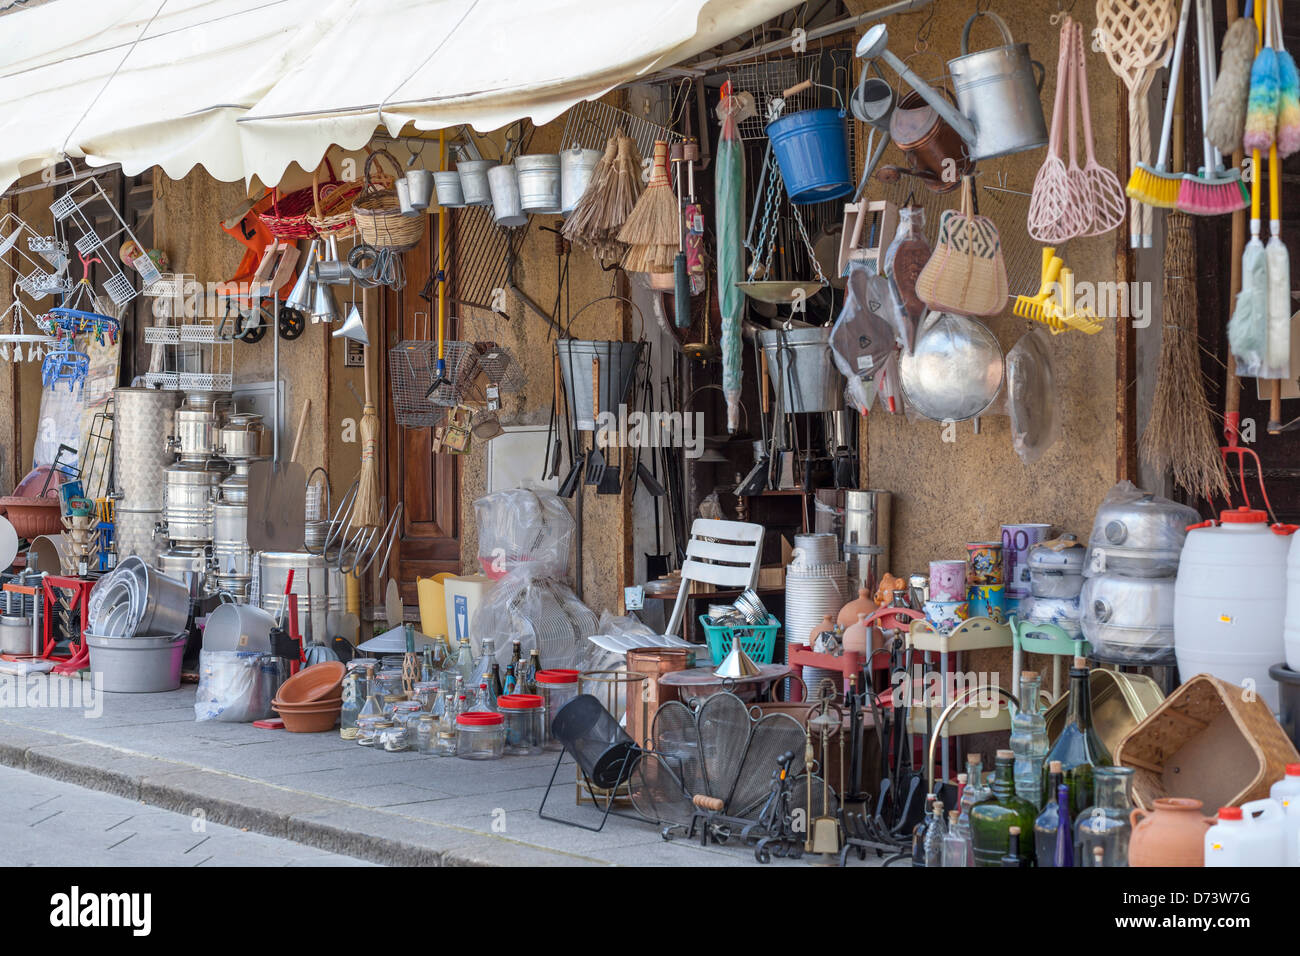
[{"left": 0, "top": 677, "right": 879, "bottom": 867}]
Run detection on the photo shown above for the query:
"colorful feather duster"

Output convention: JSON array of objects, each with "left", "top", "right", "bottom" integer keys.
[
  {"left": 1244, "top": 43, "right": 1280, "bottom": 151},
  {"left": 1275, "top": 39, "right": 1300, "bottom": 156}
]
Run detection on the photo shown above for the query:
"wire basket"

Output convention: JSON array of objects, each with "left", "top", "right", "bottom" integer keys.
[{"left": 388, "top": 340, "right": 451, "bottom": 429}]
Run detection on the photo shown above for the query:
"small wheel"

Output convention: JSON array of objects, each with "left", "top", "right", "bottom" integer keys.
[
  {"left": 278, "top": 306, "right": 306, "bottom": 340},
  {"left": 235, "top": 304, "right": 269, "bottom": 344}
]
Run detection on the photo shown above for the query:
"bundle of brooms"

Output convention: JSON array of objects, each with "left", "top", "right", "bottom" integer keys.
[
  {"left": 1140, "top": 209, "right": 1231, "bottom": 500},
  {"left": 562, "top": 131, "right": 643, "bottom": 262}
]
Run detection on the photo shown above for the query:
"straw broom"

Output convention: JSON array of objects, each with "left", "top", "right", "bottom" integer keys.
[
  {"left": 355, "top": 285, "right": 382, "bottom": 529},
  {"left": 618, "top": 140, "right": 678, "bottom": 275},
  {"left": 562, "top": 135, "right": 617, "bottom": 247}
]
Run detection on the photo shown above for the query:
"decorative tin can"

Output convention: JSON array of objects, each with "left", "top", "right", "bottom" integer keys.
[
  {"left": 929, "top": 560, "right": 967, "bottom": 602},
  {"left": 1001, "top": 523, "right": 1051, "bottom": 598},
  {"left": 924, "top": 599, "right": 969, "bottom": 634},
  {"left": 966, "top": 583, "right": 1006, "bottom": 622},
  {"left": 966, "top": 541, "right": 1004, "bottom": 586}
]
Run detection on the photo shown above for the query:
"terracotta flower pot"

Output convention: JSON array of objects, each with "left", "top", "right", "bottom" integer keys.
[
  {"left": 838, "top": 586, "right": 877, "bottom": 629},
  {"left": 1129, "top": 797, "right": 1214, "bottom": 867}
]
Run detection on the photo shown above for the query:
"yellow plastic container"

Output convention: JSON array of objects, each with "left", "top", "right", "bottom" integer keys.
[{"left": 417, "top": 572, "right": 455, "bottom": 639}]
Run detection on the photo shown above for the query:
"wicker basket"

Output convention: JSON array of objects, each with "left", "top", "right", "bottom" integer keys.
[
  {"left": 1115, "top": 672, "right": 1300, "bottom": 811},
  {"left": 352, "top": 150, "right": 424, "bottom": 252},
  {"left": 262, "top": 157, "right": 346, "bottom": 240},
  {"left": 306, "top": 163, "right": 365, "bottom": 237}
]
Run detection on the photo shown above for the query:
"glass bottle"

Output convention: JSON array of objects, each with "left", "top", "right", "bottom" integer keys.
[
  {"left": 912, "top": 794, "right": 937, "bottom": 866},
  {"left": 1011, "top": 671, "right": 1049, "bottom": 809},
  {"left": 473, "top": 681, "right": 497, "bottom": 712},
  {"left": 1043, "top": 657, "right": 1112, "bottom": 816},
  {"left": 510, "top": 639, "right": 523, "bottom": 680},
  {"left": 942, "top": 809, "right": 969, "bottom": 867},
  {"left": 958, "top": 755, "right": 985, "bottom": 867},
  {"left": 491, "top": 660, "right": 504, "bottom": 698},
  {"left": 1034, "top": 761, "right": 1066, "bottom": 867},
  {"left": 503, "top": 664, "right": 517, "bottom": 695},
  {"left": 477, "top": 638, "right": 497, "bottom": 689},
  {"left": 339, "top": 663, "right": 368, "bottom": 740},
  {"left": 455, "top": 637, "right": 476, "bottom": 684},
  {"left": 1001, "top": 826, "right": 1026, "bottom": 867},
  {"left": 1053, "top": 783, "right": 1074, "bottom": 867},
  {"left": 1074, "top": 766, "right": 1135, "bottom": 867},
  {"left": 969, "top": 749, "right": 1037, "bottom": 866},
  {"left": 526, "top": 649, "right": 542, "bottom": 691},
  {"left": 923, "top": 800, "right": 946, "bottom": 868}
]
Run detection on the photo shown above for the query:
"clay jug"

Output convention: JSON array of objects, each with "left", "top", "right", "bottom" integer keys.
[
  {"left": 838, "top": 586, "right": 877, "bottom": 629},
  {"left": 808, "top": 614, "right": 836, "bottom": 647},
  {"left": 1129, "top": 798, "right": 1214, "bottom": 867},
  {"left": 843, "top": 613, "right": 871, "bottom": 656}
]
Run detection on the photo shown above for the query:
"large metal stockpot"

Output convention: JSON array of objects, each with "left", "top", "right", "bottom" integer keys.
[
  {"left": 216, "top": 413, "right": 265, "bottom": 460},
  {"left": 162, "top": 460, "right": 224, "bottom": 545},
  {"left": 842, "top": 489, "right": 891, "bottom": 593},
  {"left": 1086, "top": 490, "right": 1200, "bottom": 577},
  {"left": 112, "top": 387, "right": 182, "bottom": 511},
  {"left": 173, "top": 406, "right": 219, "bottom": 460},
  {"left": 257, "top": 551, "right": 345, "bottom": 642}
]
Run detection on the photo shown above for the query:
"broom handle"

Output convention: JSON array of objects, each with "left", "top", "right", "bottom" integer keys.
[
  {"left": 1226, "top": 0, "right": 1245, "bottom": 437},
  {"left": 1155, "top": 0, "right": 1193, "bottom": 170},
  {"left": 289, "top": 399, "right": 311, "bottom": 464},
  {"left": 362, "top": 287, "right": 374, "bottom": 406}
]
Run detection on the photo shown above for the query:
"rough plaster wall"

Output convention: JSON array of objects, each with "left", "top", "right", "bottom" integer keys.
[
  {"left": 847, "top": 0, "right": 1121, "bottom": 577},
  {"left": 453, "top": 115, "right": 631, "bottom": 615}
]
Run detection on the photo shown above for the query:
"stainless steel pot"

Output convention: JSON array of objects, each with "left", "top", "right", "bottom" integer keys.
[
  {"left": 843, "top": 489, "right": 891, "bottom": 593},
  {"left": 899, "top": 311, "right": 1003, "bottom": 421},
  {"left": 257, "top": 551, "right": 344, "bottom": 643},
  {"left": 86, "top": 632, "right": 186, "bottom": 693},
  {"left": 174, "top": 407, "right": 218, "bottom": 460},
  {"left": 0, "top": 614, "right": 31, "bottom": 655},
  {"left": 758, "top": 327, "right": 844, "bottom": 414},
  {"left": 163, "top": 460, "right": 224, "bottom": 544},
  {"left": 1087, "top": 490, "right": 1200, "bottom": 577},
  {"left": 1027, "top": 535, "right": 1086, "bottom": 599},
  {"left": 113, "top": 508, "right": 164, "bottom": 566},
  {"left": 112, "top": 387, "right": 182, "bottom": 511},
  {"left": 216, "top": 414, "right": 264, "bottom": 460},
  {"left": 104, "top": 556, "right": 191, "bottom": 637}
]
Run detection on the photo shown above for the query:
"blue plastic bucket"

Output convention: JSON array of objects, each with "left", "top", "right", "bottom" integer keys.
[{"left": 765, "top": 108, "right": 853, "bottom": 205}]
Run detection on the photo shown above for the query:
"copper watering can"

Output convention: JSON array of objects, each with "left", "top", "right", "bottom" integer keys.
[{"left": 856, "top": 12, "right": 1047, "bottom": 164}]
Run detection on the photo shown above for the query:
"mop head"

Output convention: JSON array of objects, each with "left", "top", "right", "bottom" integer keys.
[
  {"left": 1209, "top": 19, "right": 1260, "bottom": 154},
  {"left": 1126, "top": 162, "right": 1183, "bottom": 208},
  {"left": 1176, "top": 167, "right": 1250, "bottom": 215},
  {"left": 1228, "top": 239, "right": 1270, "bottom": 377},
  {"left": 1244, "top": 47, "right": 1281, "bottom": 152},
  {"left": 1277, "top": 49, "right": 1300, "bottom": 157}
]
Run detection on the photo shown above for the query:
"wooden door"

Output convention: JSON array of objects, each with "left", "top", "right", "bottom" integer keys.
[{"left": 378, "top": 210, "right": 460, "bottom": 603}]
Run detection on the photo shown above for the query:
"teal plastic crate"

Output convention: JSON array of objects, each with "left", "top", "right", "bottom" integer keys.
[{"left": 698, "top": 614, "right": 781, "bottom": 666}]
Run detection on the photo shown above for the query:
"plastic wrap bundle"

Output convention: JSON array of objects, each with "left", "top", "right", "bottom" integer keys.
[
  {"left": 1018, "top": 594, "right": 1083, "bottom": 639},
  {"left": 194, "top": 650, "right": 286, "bottom": 722},
  {"left": 471, "top": 564, "right": 598, "bottom": 671},
  {"left": 473, "top": 488, "right": 574, "bottom": 581},
  {"left": 1083, "top": 481, "right": 1200, "bottom": 578},
  {"left": 1080, "top": 573, "right": 1176, "bottom": 663}
]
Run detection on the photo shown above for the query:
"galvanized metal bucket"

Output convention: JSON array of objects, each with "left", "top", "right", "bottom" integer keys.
[
  {"left": 758, "top": 327, "right": 844, "bottom": 413},
  {"left": 395, "top": 177, "right": 417, "bottom": 216},
  {"left": 487, "top": 164, "right": 528, "bottom": 228},
  {"left": 405, "top": 169, "right": 435, "bottom": 210},
  {"left": 560, "top": 147, "right": 603, "bottom": 214},
  {"left": 456, "top": 159, "right": 498, "bottom": 206},
  {"left": 554, "top": 339, "right": 644, "bottom": 431},
  {"left": 433, "top": 170, "right": 465, "bottom": 207},
  {"left": 515, "top": 153, "right": 561, "bottom": 213}
]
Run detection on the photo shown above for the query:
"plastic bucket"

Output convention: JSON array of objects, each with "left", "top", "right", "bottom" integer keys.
[
  {"left": 487, "top": 165, "right": 527, "bottom": 227},
  {"left": 86, "top": 632, "right": 186, "bottom": 693},
  {"left": 765, "top": 108, "right": 853, "bottom": 205},
  {"left": 417, "top": 573, "right": 454, "bottom": 639}
]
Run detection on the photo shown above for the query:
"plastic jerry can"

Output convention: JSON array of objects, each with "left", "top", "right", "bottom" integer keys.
[
  {"left": 1271, "top": 764, "right": 1300, "bottom": 866},
  {"left": 1204, "top": 800, "right": 1286, "bottom": 867}
]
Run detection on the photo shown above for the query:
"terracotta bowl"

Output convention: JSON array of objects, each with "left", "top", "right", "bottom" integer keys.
[
  {"left": 276, "top": 661, "right": 345, "bottom": 704},
  {"left": 271, "top": 697, "right": 342, "bottom": 733}
]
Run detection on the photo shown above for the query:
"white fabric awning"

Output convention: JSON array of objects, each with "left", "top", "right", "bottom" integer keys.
[{"left": 0, "top": 0, "right": 797, "bottom": 194}]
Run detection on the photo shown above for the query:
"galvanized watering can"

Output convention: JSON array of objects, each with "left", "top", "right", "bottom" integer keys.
[{"left": 856, "top": 11, "right": 1047, "bottom": 162}]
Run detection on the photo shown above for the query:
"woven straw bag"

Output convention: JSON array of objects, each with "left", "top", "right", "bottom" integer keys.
[
  {"left": 915, "top": 176, "right": 1008, "bottom": 316},
  {"left": 352, "top": 149, "right": 424, "bottom": 252}
]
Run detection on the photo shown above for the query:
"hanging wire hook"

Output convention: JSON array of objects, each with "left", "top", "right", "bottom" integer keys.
[{"left": 915, "top": 0, "right": 938, "bottom": 51}]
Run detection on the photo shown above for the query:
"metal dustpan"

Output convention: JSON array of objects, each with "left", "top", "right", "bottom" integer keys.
[{"left": 245, "top": 459, "right": 307, "bottom": 552}]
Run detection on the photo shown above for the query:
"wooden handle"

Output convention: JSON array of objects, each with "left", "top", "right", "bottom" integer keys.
[
  {"left": 759, "top": 348, "right": 770, "bottom": 415},
  {"left": 1270, "top": 379, "right": 1282, "bottom": 433},
  {"left": 289, "top": 399, "right": 311, "bottom": 464},
  {"left": 783, "top": 79, "right": 813, "bottom": 97},
  {"left": 591, "top": 356, "right": 600, "bottom": 419},
  {"left": 692, "top": 794, "right": 725, "bottom": 811}
]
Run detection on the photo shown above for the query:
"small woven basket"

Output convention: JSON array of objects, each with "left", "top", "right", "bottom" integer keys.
[
  {"left": 352, "top": 150, "right": 425, "bottom": 251},
  {"left": 306, "top": 163, "right": 365, "bottom": 236},
  {"left": 263, "top": 157, "right": 345, "bottom": 240}
]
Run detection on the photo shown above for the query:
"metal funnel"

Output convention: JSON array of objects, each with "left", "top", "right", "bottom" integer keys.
[
  {"left": 713, "top": 638, "right": 760, "bottom": 679},
  {"left": 331, "top": 304, "right": 369, "bottom": 345},
  {"left": 311, "top": 275, "right": 340, "bottom": 324},
  {"left": 285, "top": 239, "right": 317, "bottom": 312}
]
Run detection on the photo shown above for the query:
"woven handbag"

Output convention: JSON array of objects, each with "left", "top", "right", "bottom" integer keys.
[
  {"left": 352, "top": 149, "right": 424, "bottom": 252},
  {"left": 915, "top": 176, "right": 1008, "bottom": 316}
]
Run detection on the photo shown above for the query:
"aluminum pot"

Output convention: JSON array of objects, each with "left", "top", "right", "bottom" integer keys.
[
  {"left": 456, "top": 159, "right": 499, "bottom": 205},
  {"left": 216, "top": 414, "right": 264, "bottom": 459},
  {"left": 1018, "top": 593, "right": 1082, "bottom": 638},
  {"left": 405, "top": 169, "right": 435, "bottom": 210},
  {"left": 1028, "top": 535, "right": 1086, "bottom": 599},
  {"left": 113, "top": 508, "right": 164, "bottom": 566},
  {"left": 758, "top": 327, "right": 844, "bottom": 414},
  {"left": 1080, "top": 572, "right": 1176, "bottom": 663},
  {"left": 900, "top": 311, "right": 1004, "bottom": 421},
  {"left": 113, "top": 556, "right": 191, "bottom": 637},
  {"left": 560, "top": 147, "right": 603, "bottom": 214},
  {"left": 112, "top": 387, "right": 182, "bottom": 511},
  {"left": 219, "top": 458, "right": 257, "bottom": 505},
  {"left": 0, "top": 614, "right": 31, "bottom": 655},
  {"left": 1087, "top": 491, "right": 1200, "bottom": 577},
  {"left": 515, "top": 154, "right": 562, "bottom": 213},
  {"left": 86, "top": 632, "right": 186, "bottom": 693},
  {"left": 487, "top": 164, "right": 527, "bottom": 227}
]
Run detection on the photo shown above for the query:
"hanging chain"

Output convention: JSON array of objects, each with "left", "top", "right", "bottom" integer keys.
[
  {"left": 746, "top": 147, "right": 782, "bottom": 280},
  {"left": 790, "top": 200, "right": 828, "bottom": 286}
]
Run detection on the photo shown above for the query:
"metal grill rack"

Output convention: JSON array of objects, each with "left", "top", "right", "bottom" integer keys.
[
  {"left": 559, "top": 97, "right": 683, "bottom": 163},
  {"left": 0, "top": 213, "right": 73, "bottom": 300}
]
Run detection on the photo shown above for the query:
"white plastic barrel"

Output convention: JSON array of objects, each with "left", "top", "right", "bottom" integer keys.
[
  {"left": 1174, "top": 508, "right": 1290, "bottom": 713},
  {"left": 1204, "top": 799, "right": 1287, "bottom": 867},
  {"left": 1285, "top": 535, "right": 1300, "bottom": 671}
]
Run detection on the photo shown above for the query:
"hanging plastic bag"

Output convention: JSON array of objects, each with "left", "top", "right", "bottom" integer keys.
[
  {"left": 1005, "top": 327, "right": 1062, "bottom": 464},
  {"left": 831, "top": 261, "right": 902, "bottom": 413},
  {"left": 472, "top": 488, "right": 574, "bottom": 580},
  {"left": 882, "top": 203, "right": 930, "bottom": 349}
]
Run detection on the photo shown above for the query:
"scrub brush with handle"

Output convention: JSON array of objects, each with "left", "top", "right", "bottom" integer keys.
[
  {"left": 1179, "top": 0, "right": 1250, "bottom": 213},
  {"left": 1128, "top": 0, "right": 1193, "bottom": 208}
]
